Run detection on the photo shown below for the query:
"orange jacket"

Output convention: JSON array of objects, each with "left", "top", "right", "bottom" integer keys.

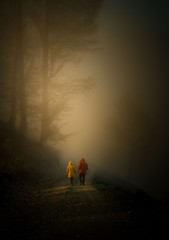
[{"left": 78, "top": 158, "right": 88, "bottom": 174}]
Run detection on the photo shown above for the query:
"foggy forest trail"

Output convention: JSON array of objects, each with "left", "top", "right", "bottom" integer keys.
[{"left": 2, "top": 180, "right": 168, "bottom": 240}]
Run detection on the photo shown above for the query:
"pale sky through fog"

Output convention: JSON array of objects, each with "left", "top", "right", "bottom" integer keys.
[
  {"left": 53, "top": 0, "right": 169, "bottom": 199},
  {"left": 57, "top": 55, "right": 108, "bottom": 166},
  {"left": 56, "top": 0, "right": 150, "bottom": 166},
  {"left": 56, "top": 2, "right": 111, "bottom": 160}
]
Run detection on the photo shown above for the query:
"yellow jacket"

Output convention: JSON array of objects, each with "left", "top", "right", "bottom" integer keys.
[{"left": 66, "top": 161, "right": 76, "bottom": 178}]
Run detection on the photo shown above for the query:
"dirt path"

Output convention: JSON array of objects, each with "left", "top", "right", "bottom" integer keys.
[
  {"left": 31, "top": 184, "right": 130, "bottom": 239},
  {"left": 1, "top": 183, "right": 168, "bottom": 240}
]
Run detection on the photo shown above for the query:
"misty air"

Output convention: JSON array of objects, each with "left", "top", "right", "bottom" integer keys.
[{"left": 0, "top": 0, "right": 169, "bottom": 239}]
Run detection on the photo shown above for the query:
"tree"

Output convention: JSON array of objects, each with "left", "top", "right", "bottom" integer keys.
[
  {"left": 0, "top": 0, "right": 102, "bottom": 147},
  {"left": 14, "top": 0, "right": 27, "bottom": 134},
  {"left": 0, "top": 0, "right": 27, "bottom": 133},
  {"left": 0, "top": 1, "right": 18, "bottom": 126},
  {"left": 31, "top": 0, "right": 103, "bottom": 147}
]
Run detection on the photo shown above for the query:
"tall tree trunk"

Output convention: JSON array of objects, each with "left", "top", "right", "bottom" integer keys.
[
  {"left": 17, "top": 0, "right": 27, "bottom": 134},
  {"left": 8, "top": 1, "right": 19, "bottom": 129},
  {"left": 40, "top": 0, "right": 49, "bottom": 147},
  {"left": 9, "top": 46, "right": 18, "bottom": 128}
]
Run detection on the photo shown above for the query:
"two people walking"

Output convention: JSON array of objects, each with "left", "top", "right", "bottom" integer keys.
[{"left": 66, "top": 158, "right": 88, "bottom": 185}]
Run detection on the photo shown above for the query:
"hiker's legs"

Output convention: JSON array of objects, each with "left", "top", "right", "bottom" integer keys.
[
  {"left": 82, "top": 173, "right": 86, "bottom": 185},
  {"left": 70, "top": 177, "right": 73, "bottom": 185},
  {"left": 79, "top": 173, "right": 83, "bottom": 184}
]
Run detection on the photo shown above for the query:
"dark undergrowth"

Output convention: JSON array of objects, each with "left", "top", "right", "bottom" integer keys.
[
  {"left": 91, "top": 175, "right": 169, "bottom": 239},
  {"left": 0, "top": 120, "right": 65, "bottom": 209},
  {"left": 1, "top": 121, "right": 169, "bottom": 239}
]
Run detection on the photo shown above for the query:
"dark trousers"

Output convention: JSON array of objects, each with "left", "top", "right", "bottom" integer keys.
[
  {"left": 79, "top": 173, "right": 86, "bottom": 185},
  {"left": 70, "top": 177, "right": 74, "bottom": 185}
]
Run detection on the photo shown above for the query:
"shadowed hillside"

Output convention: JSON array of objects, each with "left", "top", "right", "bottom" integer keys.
[
  {"left": 0, "top": 121, "right": 64, "bottom": 187},
  {"left": 1, "top": 121, "right": 169, "bottom": 239}
]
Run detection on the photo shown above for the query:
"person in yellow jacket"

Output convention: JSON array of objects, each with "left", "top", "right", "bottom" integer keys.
[{"left": 66, "top": 161, "right": 76, "bottom": 185}]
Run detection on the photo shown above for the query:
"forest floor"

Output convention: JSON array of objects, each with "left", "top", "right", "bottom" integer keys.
[
  {"left": 1, "top": 178, "right": 169, "bottom": 240},
  {"left": 0, "top": 121, "right": 169, "bottom": 239}
]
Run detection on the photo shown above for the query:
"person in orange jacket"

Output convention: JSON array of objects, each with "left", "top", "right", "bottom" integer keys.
[
  {"left": 78, "top": 158, "right": 88, "bottom": 185},
  {"left": 66, "top": 161, "right": 76, "bottom": 185}
]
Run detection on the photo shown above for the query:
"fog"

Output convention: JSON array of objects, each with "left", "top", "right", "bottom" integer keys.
[
  {"left": 0, "top": 0, "right": 169, "bottom": 200},
  {"left": 58, "top": 0, "right": 169, "bottom": 199}
]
